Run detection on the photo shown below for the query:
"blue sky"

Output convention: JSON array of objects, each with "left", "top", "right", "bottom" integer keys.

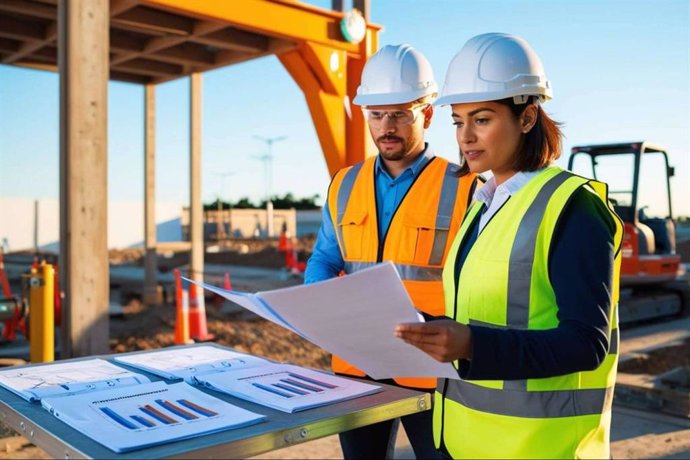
[{"left": 1, "top": 0, "right": 689, "bottom": 216}]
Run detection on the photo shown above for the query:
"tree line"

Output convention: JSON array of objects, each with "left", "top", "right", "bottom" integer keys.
[{"left": 204, "top": 193, "right": 321, "bottom": 211}]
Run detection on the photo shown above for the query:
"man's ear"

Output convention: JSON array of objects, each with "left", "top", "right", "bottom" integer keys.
[
  {"left": 520, "top": 104, "right": 538, "bottom": 133},
  {"left": 424, "top": 105, "right": 434, "bottom": 129}
]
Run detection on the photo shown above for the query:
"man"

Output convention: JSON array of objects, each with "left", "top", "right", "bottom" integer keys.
[{"left": 305, "top": 44, "right": 480, "bottom": 459}]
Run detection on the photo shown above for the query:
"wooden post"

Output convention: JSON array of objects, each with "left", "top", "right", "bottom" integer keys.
[
  {"left": 58, "top": 0, "right": 109, "bottom": 357},
  {"left": 143, "top": 84, "right": 160, "bottom": 306},
  {"left": 189, "top": 73, "right": 204, "bottom": 283}
]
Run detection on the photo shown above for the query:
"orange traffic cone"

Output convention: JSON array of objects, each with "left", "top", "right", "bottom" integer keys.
[
  {"left": 278, "top": 228, "right": 289, "bottom": 252},
  {"left": 223, "top": 272, "right": 232, "bottom": 290},
  {"left": 284, "top": 237, "right": 294, "bottom": 269},
  {"left": 173, "top": 269, "right": 192, "bottom": 345},
  {"left": 188, "top": 280, "right": 214, "bottom": 342}
]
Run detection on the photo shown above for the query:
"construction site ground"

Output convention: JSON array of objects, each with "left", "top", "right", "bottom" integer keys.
[{"left": 1, "top": 236, "right": 690, "bottom": 459}]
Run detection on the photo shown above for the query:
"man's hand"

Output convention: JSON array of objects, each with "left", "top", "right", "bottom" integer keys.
[{"left": 395, "top": 320, "right": 472, "bottom": 362}]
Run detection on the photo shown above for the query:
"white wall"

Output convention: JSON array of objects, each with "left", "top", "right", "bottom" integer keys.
[{"left": 0, "top": 197, "right": 183, "bottom": 251}]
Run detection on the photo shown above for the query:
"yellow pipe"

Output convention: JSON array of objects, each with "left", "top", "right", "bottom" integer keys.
[{"left": 30, "top": 264, "right": 54, "bottom": 363}]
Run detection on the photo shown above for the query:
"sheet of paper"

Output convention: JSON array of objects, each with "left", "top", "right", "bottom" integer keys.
[
  {"left": 42, "top": 381, "right": 265, "bottom": 453},
  {"left": 257, "top": 263, "right": 458, "bottom": 380},
  {"left": 181, "top": 279, "right": 296, "bottom": 331},
  {"left": 191, "top": 262, "right": 458, "bottom": 380},
  {"left": 115, "top": 346, "right": 269, "bottom": 383},
  {"left": 0, "top": 359, "right": 150, "bottom": 401},
  {"left": 196, "top": 363, "right": 381, "bottom": 413}
]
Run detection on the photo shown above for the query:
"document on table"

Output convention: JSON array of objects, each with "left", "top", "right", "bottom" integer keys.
[
  {"left": 116, "top": 345, "right": 382, "bottom": 413},
  {"left": 187, "top": 262, "right": 458, "bottom": 380},
  {"left": 115, "top": 345, "right": 269, "bottom": 383},
  {"left": 195, "top": 363, "right": 381, "bottom": 413},
  {"left": 42, "top": 381, "right": 265, "bottom": 453},
  {"left": 0, "top": 359, "right": 151, "bottom": 401}
]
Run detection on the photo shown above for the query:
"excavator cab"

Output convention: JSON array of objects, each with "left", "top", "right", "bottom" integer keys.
[{"left": 569, "top": 141, "right": 688, "bottom": 323}]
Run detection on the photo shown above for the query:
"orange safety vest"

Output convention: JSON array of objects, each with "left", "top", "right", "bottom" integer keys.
[{"left": 327, "top": 155, "right": 478, "bottom": 388}]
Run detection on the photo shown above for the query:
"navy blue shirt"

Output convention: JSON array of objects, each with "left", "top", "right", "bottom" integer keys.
[{"left": 454, "top": 187, "right": 617, "bottom": 380}]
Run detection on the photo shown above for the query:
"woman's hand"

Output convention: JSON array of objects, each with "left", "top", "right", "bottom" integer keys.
[{"left": 395, "top": 320, "right": 472, "bottom": 362}]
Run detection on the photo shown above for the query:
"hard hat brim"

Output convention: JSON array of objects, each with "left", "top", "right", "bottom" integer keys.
[
  {"left": 433, "top": 88, "right": 552, "bottom": 107},
  {"left": 353, "top": 86, "right": 437, "bottom": 106}
]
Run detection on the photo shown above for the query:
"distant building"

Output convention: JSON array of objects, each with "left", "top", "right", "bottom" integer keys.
[{"left": 182, "top": 208, "right": 298, "bottom": 240}]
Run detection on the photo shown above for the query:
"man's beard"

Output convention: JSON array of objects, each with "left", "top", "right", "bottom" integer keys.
[{"left": 376, "top": 135, "right": 409, "bottom": 161}]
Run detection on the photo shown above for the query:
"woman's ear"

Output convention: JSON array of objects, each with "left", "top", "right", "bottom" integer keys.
[{"left": 520, "top": 104, "right": 538, "bottom": 133}]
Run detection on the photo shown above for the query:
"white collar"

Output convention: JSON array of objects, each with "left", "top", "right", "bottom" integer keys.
[{"left": 474, "top": 169, "right": 544, "bottom": 207}]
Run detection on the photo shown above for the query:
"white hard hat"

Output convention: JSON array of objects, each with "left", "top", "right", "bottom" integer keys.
[
  {"left": 435, "top": 33, "right": 552, "bottom": 107},
  {"left": 353, "top": 44, "right": 437, "bottom": 106}
]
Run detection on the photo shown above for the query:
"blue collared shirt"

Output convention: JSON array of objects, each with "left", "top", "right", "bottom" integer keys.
[{"left": 304, "top": 145, "right": 434, "bottom": 284}]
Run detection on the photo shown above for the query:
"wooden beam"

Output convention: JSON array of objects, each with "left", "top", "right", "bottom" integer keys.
[
  {"left": 0, "top": 13, "right": 47, "bottom": 41},
  {"left": 148, "top": 42, "right": 215, "bottom": 66},
  {"left": 110, "top": 29, "right": 147, "bottom": 53},
  {"left": 110, "top": 0, "right": 139, "bottom": 17},
  {"left": 109, "top": 69, "right": 151, "bottom": 83},
  {"left": 13, "top": 60, "right": 57, "bottom": 72},
  {"left": 2, "top": 21, "right": 56, "bottom": 64},
  {"left": 191, "top": 27, "right": 269, "bottom": 53},
  {"left": 189, "top": 72, "right": 203, "bottom": 283},
  {"left": 0, "top": 0, "right": 56, "bottom": 20},
  {"left": 113, "top": 57, "right": 182, "bottom": 77},
  {"left": 143, "top": 84, "right": 159, "bottom": 306},
  {"left": 0, "top": 37, "right": 20, "bottom": 53},
  {"left": 112, "top": 5, "right": 193, "bottom": 36},
  {"left": 110, "top": 20, "right": 225, "bottom": 66},
  {"left": 59, "top": 0, "right": 110, "bottom": 358}
]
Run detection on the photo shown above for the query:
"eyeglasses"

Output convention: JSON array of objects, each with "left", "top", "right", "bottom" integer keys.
[{"left": 361, "top": 104, "right": 429, "bottom": 127}]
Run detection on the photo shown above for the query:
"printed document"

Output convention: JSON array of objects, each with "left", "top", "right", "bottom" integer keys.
[
  {"left": 115, "top": 345, "right": 268, "bottom": 383},
  {"left": 116, "top": 345, "right": 382, "bottom": 413},
  {"left": 42, "top": 381, "right": 265, "bottom": 453},
  {"left": 187, "top": 262, "right": 458, "bottom": 380},
  {"left": 0, "top": 359, "right": 150, "bottom": 401}
]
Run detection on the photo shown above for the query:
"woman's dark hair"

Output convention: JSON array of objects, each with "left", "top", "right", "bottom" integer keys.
[{"left": 457, "top": 96, "right": 563, "bottom": 176}]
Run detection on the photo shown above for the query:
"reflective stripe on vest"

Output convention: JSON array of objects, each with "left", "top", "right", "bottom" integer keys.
[
  {"left": 437, "top": 166, "right": 623, "bottom": 459},
  {"left": 344, "top": 261, "right": 443, "bottom": 281},
  {"left": 440, "top": 379, "right": 613, "bottom": 418},
  {"left": 335, "top": 162, "right": 364, "bottom": 259}
]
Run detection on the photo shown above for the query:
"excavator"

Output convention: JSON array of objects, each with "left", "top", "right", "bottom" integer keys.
[{"left": 569, "top": 141, "right": 690, "bottom": 324}]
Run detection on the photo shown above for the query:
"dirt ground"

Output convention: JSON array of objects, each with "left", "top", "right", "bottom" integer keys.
[{"left": 620, "top": 336, "right": 690, "bottom": 375}]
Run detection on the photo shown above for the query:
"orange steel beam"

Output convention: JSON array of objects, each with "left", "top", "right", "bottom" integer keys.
[
  {"left": 144, "top": 0, "right": 381, "bottom": 172},
  {"left": 142, "top": 0, "right": 378, "bottom": 52}
]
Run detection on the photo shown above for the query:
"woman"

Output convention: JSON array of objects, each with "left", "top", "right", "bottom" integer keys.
[{"left": 395, "top": 33, "right": 623, "bottom": 459}]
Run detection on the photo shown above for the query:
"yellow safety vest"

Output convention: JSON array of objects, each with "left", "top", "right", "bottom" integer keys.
[
  {"left": 436, "top": 166, "right": 623, "bottom": 458},
  {"left": 328, "top": 155, "right": 478, "bottom": 389}
]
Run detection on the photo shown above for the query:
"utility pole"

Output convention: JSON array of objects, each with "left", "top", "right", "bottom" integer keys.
[
  {"left": 253, "top": 135, "right": 287, "bottom": 238},
  {"left": 214, "top": 171, "right": 235, "bottom": 243}
]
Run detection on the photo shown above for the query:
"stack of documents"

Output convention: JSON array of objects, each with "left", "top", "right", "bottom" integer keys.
[
  {"left": 0, "top": 359, "right": 265, "bottom": 452},
  {"left": 116, "top": 345, "right": 382, "bottom": 413},
  {"left": 185, "top": 262, "right": 458, "bottom": 380}
]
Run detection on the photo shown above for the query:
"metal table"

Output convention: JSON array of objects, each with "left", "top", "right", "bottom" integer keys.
[{"left": 0, "top": 344, "right": 430, "bottom": 459}]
